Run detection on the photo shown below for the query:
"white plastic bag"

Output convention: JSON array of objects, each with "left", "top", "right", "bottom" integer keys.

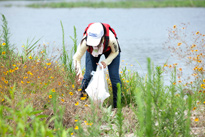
[{"left": 85, "top": 63, "right": 110, "bottom": 105}]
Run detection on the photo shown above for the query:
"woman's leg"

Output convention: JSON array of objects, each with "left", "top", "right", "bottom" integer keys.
[
  {"left": 81, "top": 51, "right": 101, "bottom": 96},
  {"left": 104, "top": 52, "right": 121, "bottom": 108}
]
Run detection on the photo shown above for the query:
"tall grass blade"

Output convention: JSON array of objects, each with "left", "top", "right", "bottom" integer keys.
[
  {"left": 60, "top": 20, "right": 68, "bottom": 71},
  {"left": 146, "top": 57, "right": 153, "bottom": 137},
  {"left": 134, "top": 87, "right": 145, "bottom": 137},
  {"left": 116, "top": 83, "right": 123, "bottom": 137}
]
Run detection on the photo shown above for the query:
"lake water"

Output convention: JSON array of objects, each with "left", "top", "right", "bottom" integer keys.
[{"left": 0, "top": 2, "right": 205, "bottom": 83}]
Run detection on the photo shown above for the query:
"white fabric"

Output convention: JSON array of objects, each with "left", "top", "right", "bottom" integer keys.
[
  {"left": 87, "top": 23, "right": 104, "bottom": 46},
  {"left": 91, "top": 43, "right": 104, "bottom": 57},
  {"left": 85, "top": 63, "right": 110, "bottom": 105}
]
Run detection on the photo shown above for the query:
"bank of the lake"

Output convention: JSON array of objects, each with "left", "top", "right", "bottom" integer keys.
[{"left": 26, "top": 0, "right": 205, "bottom": 8}]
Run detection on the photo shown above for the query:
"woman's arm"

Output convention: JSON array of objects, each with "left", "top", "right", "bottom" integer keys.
[
  {"left": 73, "top": 39, "right": 88, "bottom": 75},
  {"left": 102, "top": 30, "right": 119, "bottom": 66}
]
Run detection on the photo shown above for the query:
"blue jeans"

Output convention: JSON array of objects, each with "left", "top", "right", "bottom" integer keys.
[{"left": 81, "top": 50, "right": 121, "bottom": 108}]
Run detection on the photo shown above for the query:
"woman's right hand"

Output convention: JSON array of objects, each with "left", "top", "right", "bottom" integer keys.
[{"left": 77, "top": 74, "right": 84, "bottom": 85}]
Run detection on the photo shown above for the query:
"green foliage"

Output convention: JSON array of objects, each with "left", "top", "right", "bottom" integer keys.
[
  {"left": 0, "top": 14, "right": 13, "bottom": 61},
  {"left": 26, "top": 0, "right": 205, "bottom": 8},
  {"left": 60, "top": 21, "right": 76, "bottom": 81},
  {"left": 21, "top": 37, "right": 41, "bottom": 63},
  {"left": 116, "top": 83, "right": 124, "bottom": 137},
  {"left": 0, "top": 85, "right": 53, "bottom": 137}
]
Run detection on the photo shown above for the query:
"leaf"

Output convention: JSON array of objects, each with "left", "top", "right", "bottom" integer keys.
[{"left": 36, "top": 114, "right": 48, "bottom": 119}]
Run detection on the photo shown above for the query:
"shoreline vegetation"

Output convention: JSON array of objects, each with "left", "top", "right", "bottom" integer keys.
[
  {"left": 22, "top": 0, "right": 205, "bottom": 8},
  {"left": 0, "top": 14, "right": 205, "bottom": 136}
]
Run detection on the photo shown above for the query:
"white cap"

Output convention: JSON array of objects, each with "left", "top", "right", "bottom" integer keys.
[{"left": 87, "top": 23, "right": 104, "bottom": 46}]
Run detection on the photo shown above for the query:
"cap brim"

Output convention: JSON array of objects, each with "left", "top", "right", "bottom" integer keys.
[{"left": 87, "top": 36, "right": 101, "bottom": 46}]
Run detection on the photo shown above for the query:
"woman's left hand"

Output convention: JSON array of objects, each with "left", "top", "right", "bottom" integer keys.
[{"left": 97, "top": 61, "right": 107, "bottom": 69}]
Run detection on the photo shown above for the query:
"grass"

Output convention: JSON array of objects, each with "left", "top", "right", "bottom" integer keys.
[
  {"left": 25, "top": 0, "right": 205, "bottom": 8},
  {"left": 0, "top": 14, "right": 205, "bottom": 136}
]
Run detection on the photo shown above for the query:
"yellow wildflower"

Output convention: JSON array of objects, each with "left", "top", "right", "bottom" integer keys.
[
  {"left": 74, "top": 126, "right": 79, "bottom": 130},
  {"left": 2, "top": 42, "right": 6, "bottom": 46},
  {"left": 194, "top": 118, "right": 199, "bottom": 122},
  {"left": 69, "top": 92, "right": 73, "bottom": 95},
  {"left": 75, "top": 101, "right": 79, "bottom": 106},
  {"left": 29, "top": 56, "right": 32, "bottom": 59},
  {"left": 193, "top": 107, "right": 196, "bottom": 110},
  {"left": 72, "top": 84, "right": 75, "bottom": 89},
  {"left": 21, "top": 81, "right": 24, "bottom": 84},
  {"left": 46, "top": 63, "right": 51, "bottom": 65},
  {"left": 203, "top": 79, "right": 205, "bottom": 83},
  {"left": 81, "top": 97, "right": 87, "bottom": 100},
  {"left": 61, "top": 99, "right": 64, "bottom": 102},
  {"left": 2, "top": 98, "right": 4, "bottom": 102},
  {"left": 49, "top": 95, "right": 52, "bottom": 98},
  {"left": 2, "top": 51, "right": 6, "bottom": 55},
  {"left": 4, "top": 80, "right": 8, "bottom": 84},
  {"left": 177, "top": 43, "right": 182, "bottom": 46},
  {"left": 78, "top": 89, "right": 82, "bottom": 92},
  {"left": 179, "top": 68, "right": 182, "bottom": 71},
  {"left": 51, "top": 89, "right": 55, "bottom": 92},
  {"left": 173, "top": 25, "right": 176, "bottom": 29},
  {"left": 173, "top": 82, "right": 176, "bottom": 85},
  {"left": 71, "top": 133, "right": 73, "bottom": 135},
  {"left": 75, "top": 120, "right": 78, "bottom": 122},
  {"left": 191, "top": 44, "right": 196, "bottom": 48},
  {"left": 196, "top": 31, "right": 199, "bottom": 35}
]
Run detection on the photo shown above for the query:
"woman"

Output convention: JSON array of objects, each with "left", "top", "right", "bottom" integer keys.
[{"left": 73, "top": 22, "right": 121, "bottom": 108}]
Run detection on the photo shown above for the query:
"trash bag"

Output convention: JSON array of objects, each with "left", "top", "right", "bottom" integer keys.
[{"left": 85, "top": 63, "right": 110, "bottom": 105}]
